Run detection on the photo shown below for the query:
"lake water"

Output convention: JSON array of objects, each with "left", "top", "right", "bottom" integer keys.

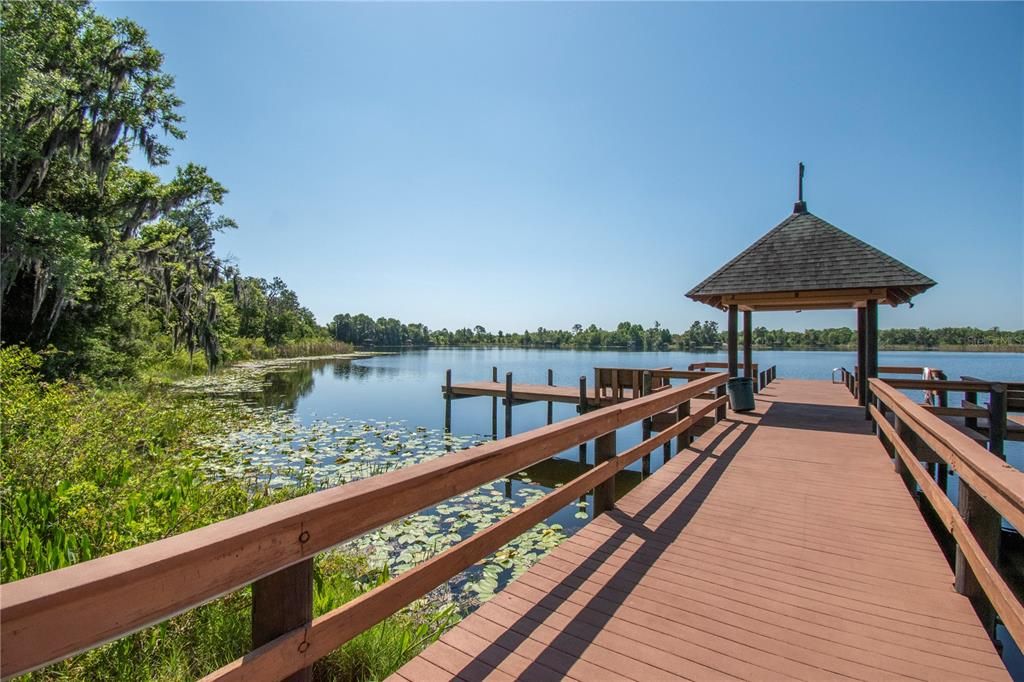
[
  {"left": 201, "top": 347, "right": 1023, "bottom": 673},
  {"left": 248, "top": 347, "right": 1022, "bottom": 469},
  {"left": 252, "top": 347, "right": 1022, "bottom": 427}
]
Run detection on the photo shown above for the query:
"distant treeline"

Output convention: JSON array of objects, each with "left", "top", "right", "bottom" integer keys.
[{"left": 328, "top": 314, "right": 1024, "bottom": 351}]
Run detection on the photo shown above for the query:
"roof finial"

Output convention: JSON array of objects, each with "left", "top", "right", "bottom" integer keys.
[{"left": 794, "top": 162, "right": 807, "bottom": 213}]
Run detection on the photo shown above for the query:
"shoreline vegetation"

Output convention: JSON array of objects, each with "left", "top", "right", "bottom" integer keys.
[
  {"left": 328, "top": 313, "right": 1024, "bottom": 354},
  {"left": 358, "top": 342, "right": 1024, "bottom": 354}
]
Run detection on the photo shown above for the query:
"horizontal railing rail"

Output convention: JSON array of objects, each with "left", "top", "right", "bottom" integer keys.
[
  {"left": 684, "top": 362, "right": 777, "bottom": 393},
  {"left": 0, "top": 372, "right": 729, "bottom": 680},
  {"left": 964, "top": 376, "right": 1024, "bottom": 413},
  {"left": 868, "top": 378, "right": 1024, "bottom": 645},
  {"left": 877, "top": 365, "right": 937, "bottom": 375}
]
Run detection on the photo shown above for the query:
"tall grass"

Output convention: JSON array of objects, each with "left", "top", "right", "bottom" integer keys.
[{"left": 227, "top": 337, "right": 355, "bottom": 361}]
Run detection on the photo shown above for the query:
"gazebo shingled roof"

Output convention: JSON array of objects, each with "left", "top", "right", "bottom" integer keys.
[
  {"left": 686, "top": 209, "right": 936, "bottom": 312},
  {"left": 685, "top": 165, "right": 936, "bottom": 410}
]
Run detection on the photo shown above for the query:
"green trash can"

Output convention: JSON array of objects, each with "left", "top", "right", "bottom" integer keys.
[{"left": 727, "top": 377, "right": 756, "bottom": 412}]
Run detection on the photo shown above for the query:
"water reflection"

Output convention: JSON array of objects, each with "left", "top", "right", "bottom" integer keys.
[{"left": 240, "top": 357, "right": 404, "bottom": 411}]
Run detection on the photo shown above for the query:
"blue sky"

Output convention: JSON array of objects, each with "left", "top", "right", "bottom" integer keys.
[{"left": 100, "top": 1, "right": 1023, "bottom": 333}]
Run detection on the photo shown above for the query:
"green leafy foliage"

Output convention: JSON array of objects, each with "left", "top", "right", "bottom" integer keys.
[{"left": 0, "top": 0, "right": 336, "bottom": 380}]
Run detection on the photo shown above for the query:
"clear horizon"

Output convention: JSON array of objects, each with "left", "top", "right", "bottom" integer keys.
[{"left": 100, "top": 1, "right": 1023, "bottom": 333}]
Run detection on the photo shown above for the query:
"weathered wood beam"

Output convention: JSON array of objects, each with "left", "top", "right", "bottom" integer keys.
[
  {"left": 857, "top": 307, "right": 866, "bottom": 407},
  {"left": 743, "top": 310, "right": 752, "bottom": 379},
  {"left": 865, "top": 300, "right": 879, "bottom": 421},
  {"left": 252, "top": 559, "right": 313, "bottom": 682},
  {"left": 727, "top": 304, "right": 738, "bottom": 378}
]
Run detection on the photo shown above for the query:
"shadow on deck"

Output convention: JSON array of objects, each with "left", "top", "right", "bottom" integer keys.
[{"left": 393, "top": 380, "right": 1008, "bottom": 682}]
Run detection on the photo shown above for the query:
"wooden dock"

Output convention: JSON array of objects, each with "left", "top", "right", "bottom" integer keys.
[
  {"left": 394, "top": 380, "right": 1009, "bottom": 681},
  {"left": 445, "top": 380, "right": 618, "bottom": 407},
  {"left": 4, "top": 372, "right": 1021, "bottom": 682}
]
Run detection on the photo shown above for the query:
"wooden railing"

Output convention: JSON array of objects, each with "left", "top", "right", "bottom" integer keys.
[
  {"left": 593, "top": 366, "right": 671, "bottom": 403},
  {"left": 0, "top": 373, "right": 730, "bottom": 680},
  {"left": 686, "top": 362, "right": 776, "bottom": 392},
  {"left": 841, "top": 370, "right": 1012, "bottom": 457},
  {"left": 868, "top": 378, "right": 1024, "bottom": 645}
]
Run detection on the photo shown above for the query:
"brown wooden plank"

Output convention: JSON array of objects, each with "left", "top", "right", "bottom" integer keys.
[
  {"left": 398, "top": 379, "right": 1008, "bottom": 682},
  {"left": 437, "top": 617, "right": 583, "bottom": 682}
]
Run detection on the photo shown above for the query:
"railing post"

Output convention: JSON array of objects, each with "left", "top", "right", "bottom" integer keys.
[
  {"left": 965, "top": 388, "right": 979, "bottom": 431},
  {"left": 727, "top": 305, "right": 739, "bottom": 377},
  {"left": 594, "top": 430, "right": 616, "bottom": 515},
  {"left": 546, "top": 368, "right": 554, "bottom": 425},
  {"left": 252, "top": 558, "right": 313, "bottom": 682},
  {"left": 892, "top": 416, "right": 917, "bottom": 494},
  {"left": 676, "top": 398, "right": 691, "bottom": 454},
  {"left": 504, "top": 372, "right": 513, "bottom": 438},
  {"left": 578, "top": 376, "right": 588, "bottom": 465},
  {"left": 989, "top": 384, "right": 1007, "bottom": 460},
  {"left": 937, "top": 463, "right": 948, "bottom": 493},
  {"left": 641, "top": 371, "right": 652, "bottom": 477},
  {"left": 444, "top": 369, "right": 452, "bottom": 434},
  {"left": 491, "top": 367, "right": 498, "bottom": 440},
  {"left": 955, "top": 479, "right": 1001, "bottom": 640},
  {"left": 716, "top": 382, "right": 727, "bottom": 421}
]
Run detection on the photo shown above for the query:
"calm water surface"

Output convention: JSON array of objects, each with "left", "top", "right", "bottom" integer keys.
[
  {"left": 235, "top": 348, "right": 1023, "bottom": 673},
  {"left": 250, "top": 347, "right": 1021, "bottom": 468}
]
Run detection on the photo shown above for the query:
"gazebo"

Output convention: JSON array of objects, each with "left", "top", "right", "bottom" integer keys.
[{"left": 686, "top": 165, "right": 936, "bottom": 412}]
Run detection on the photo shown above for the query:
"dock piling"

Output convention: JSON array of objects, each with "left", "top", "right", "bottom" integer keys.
[
  {"left": 490, "top": 367, "right": 499, "bottom": 439},
  {"left": 966, "top": 388, "right": 979, "bottom": 430},
  {"left": 252, "top": 559, "right": 313, "bottom": 682},
  {"left": 956, "top": 479, "right": 1001, "bottom": 640},
  {"left": 505, "top": 372, "right": 513, "bottom": 438},
  {"left": 989, "top": 384, "right": 1007, "bottom": 460},
  {"left": 676, "top": 399, "right": 690, "bottom": 454},
  {"left": 594, "top": 429, "right": 616, "bottom": 515},
  {"left": 444, "top": 369, "right": 452, "bottom": 434},
  {"left": 547, "top": 368, "right": 554, "bottom": 425},
  {"left": 578, "top": 376, "right": 588, "bottom": 464},
  {"left": 641, "top": 371, "right": 652, "bottom": 476}
]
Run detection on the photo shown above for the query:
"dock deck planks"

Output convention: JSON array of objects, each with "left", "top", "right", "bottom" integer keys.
[{"left": 395, "top": 379, "right": 1009, "bottom": 681}]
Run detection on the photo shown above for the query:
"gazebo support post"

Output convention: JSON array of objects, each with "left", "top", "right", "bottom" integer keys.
[
  {"left": 865, "top": 300, "right": 879, "bottom": 421},
  {"left": 727, "top": 305, "right": 739, "bottom": 378},
  {"left": 743, "top": 311, "right": 753, "bottom": 379},
  {"left": 857, "top": 307, "right": 867, "bottom": 406}
]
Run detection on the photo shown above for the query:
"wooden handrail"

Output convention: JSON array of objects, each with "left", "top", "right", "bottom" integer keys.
[
  {"left": 649, "top": 369, "right": 723, "bottom": 381},
  {"left": 878, "top": 378, "right": 993, "bottom": 392},
  {"left": 869, "top": 379, "right": 1024, "bottom": 530},
  {"left": 203, "top": 394, "right": 728, "bottom": 681},
  {"left": 688, "top": 361, "right": 757, "bottom": 371},
  {"left": 869, "top": 378, "right": 1024, "bottom": 646},
  {"left": 921, "top": 405, "right": 989, "bottom": 419},
  {"left": 877, "top": 365, "right": 936, "bottom": 375},
  {"left": 0, "top": 373, "right": 729, "bottom": 678},
  {"left": 869, "top": 401, "right": 1024, "bottom": 646}
]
